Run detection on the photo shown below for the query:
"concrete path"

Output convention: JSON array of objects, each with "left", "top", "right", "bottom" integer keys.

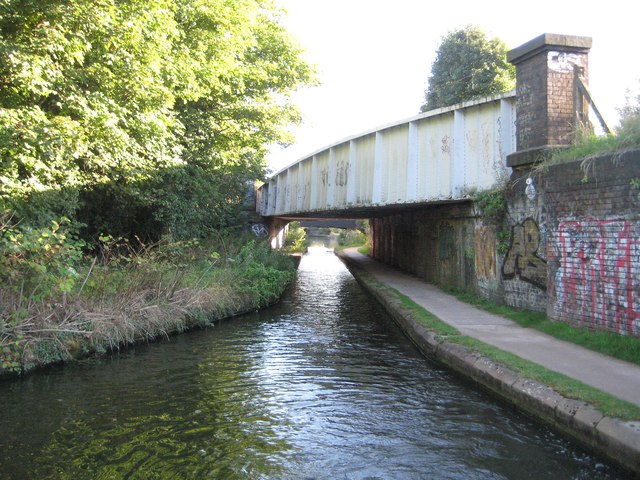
[{"left": 339, "top": 249, "right": 640, "bottom": 407}]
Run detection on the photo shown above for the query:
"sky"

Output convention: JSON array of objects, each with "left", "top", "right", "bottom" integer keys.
[{"left": 267, "top": 0, "right": 639, "bottom": 173}]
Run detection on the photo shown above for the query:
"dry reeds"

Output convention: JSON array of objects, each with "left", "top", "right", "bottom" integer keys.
[{"left": 1, "top": 236, "right": 295, "bottom": 376}]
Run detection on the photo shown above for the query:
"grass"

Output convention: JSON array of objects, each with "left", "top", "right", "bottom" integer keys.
[
  {"left": 353, "top": 269, "right": 459, "bottom": 338},
  {"left": 451, "top": 336, "right": 640, "bottom": 421},
  {"left": 537, "top": 113, "right": 640, "bottom": 168},
  {"left": 334, "top": 243, "right": 367, "bottom": 252},
  {"left": 545, "top": 135, "right": 632, "bottom": 165},
  {"left": 0, "top": 237, "right": 296, "bottom": 377},
  {"left": 349, "top": 268, "right": 640, "bottom": 420},
  {"left": 332, "top": 228, "right": 369, "bottom": 253},
  {"left": 442, "top": 286, "right": 640, "bottom": 367}
]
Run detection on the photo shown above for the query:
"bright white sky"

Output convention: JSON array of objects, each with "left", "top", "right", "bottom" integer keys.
[{"left": 267, "top": 0, "right": 639, "bottom": 173}]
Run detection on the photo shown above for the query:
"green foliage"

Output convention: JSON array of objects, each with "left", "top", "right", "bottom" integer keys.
[
  {"left": 1, "top": 234, "right": 296, "bottom": 376},
  {"left": 75, "top": 165, "right": 249, "bottom": 244},
  {"left": 496, "top": 226, "right": 511, "bottom": 256},
  {"left": 150, "top": 166, "right": 249, "bottom": 240},
  {"left": 283, "top": 221, "right": 307, "bottom": 253},
  {"left": 76, "top": 182, "right": 163, "bottom": 245},
  {"left": 235, "top": 240, "right": 295, "bottom": 307},
  {"left": 545, "top": 132, "right": 638, "bottom": 167},
  {"left": 542, "top": 81, "right": 640, "bottom": 168},
  {"left": 0, "top": 0, "right": 315, "bottom": 240},
  {"left": 618, "top": 80, "right": 640, "bottom": 134},
  {"left": 421, "top": 26, "right": 515, "bottom": 112},
  {"left": 1, "top": 334, "right": 24, "bottom": 372},
  {"left": 338, "top": 228, "right": 368, "bottom": 248},
  {"left": 0, "top": 0, "right": 311, "bottom": 376},
  {"left": 0, "top": 214, "right": 85, "bottom": 302},
  {"left": 0, "top": 213, "right": 86, "bottom": 373},
  {"left": 472, "top": 186, "right": 509, "bottom": 256},
  {"left": 0, "top": 0, "right": 180, "bottom": 196},
  {"left": 472, "top": 186, "right": 507, "bottom": 224}
]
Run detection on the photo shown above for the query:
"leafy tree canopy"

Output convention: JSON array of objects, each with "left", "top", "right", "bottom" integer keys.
[
  {"left": 421, "top": 26, "right": 515, "bottom": 112},
  {"left": 0, "top": 0, "right": 315, "bottom": 239}
]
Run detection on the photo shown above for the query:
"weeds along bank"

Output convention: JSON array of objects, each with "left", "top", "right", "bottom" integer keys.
[
  {"left": 0, "top": 228, "right": 296, "bottom": 378},
  {"left": 0, "top": 0, "right": 316, "bottom": 379}
]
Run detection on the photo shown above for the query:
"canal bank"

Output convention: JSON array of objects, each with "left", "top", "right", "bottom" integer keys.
[
  {"left": 336, "top": 248, "right": 640, "bottom": 476},
  {"left": 0, "top": 244, "right": 298, "bottom": 380},
  {"left": 3, "top": 250, "right": 623, "bottom": 478}
]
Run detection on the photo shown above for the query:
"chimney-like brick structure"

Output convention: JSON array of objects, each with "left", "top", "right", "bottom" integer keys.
[{"left": 506, "top": 33, "right": 592, "bottom": 167}]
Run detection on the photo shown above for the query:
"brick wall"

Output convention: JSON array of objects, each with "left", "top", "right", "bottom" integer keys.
[
  {"left": 542, "top": 151, "right": 640, "bottom": 336},
  {"left": 514, "top": 53, "right": 549, "bottom": 149},
  {"left": 370, "top": 203, "right": 476, "bottom": 290},
  {"left": 489, "top": 169, "right": 550, "bottom": 313},
  {"left": 547, "top": 52, "right": 589, "bottom": 146},
  {"left": 367, "top": 35, "right": 639, "bottom": 336},
  {"left": 494, "top": 150, "right": 640, "bottom": 336},
  {"left": 514, "top": 50, "right": 589, "bottom": 150},
  {"left": 506, "top": 34, "right": 592, "bottom": 168},
  {"left": 368, "top": 150, "right": 640, "bottom": 337}
]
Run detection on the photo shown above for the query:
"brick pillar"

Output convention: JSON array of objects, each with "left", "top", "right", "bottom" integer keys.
[{"left": 506, "top": 33, "right": 592, "bottom": 168}]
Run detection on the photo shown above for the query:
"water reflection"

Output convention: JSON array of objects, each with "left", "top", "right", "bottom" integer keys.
[{"left": 0, "top": 251, "right": 627, "bottom": 479}]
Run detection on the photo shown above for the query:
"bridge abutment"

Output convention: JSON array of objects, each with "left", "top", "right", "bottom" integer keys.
[
  {"left": 366, "top": 34, "right": 639, "bottom": 337},
  {"left": 370, "top": 203, "right": 477, "bottom": 290},
  {"left": 259, "top": 33, "right": 640, "bottom": 337},
  {"left": 267, "top": 218, "right": 290, "bottom": 250}
]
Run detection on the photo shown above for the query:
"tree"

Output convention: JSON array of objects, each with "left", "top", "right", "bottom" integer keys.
[
  {"left": 0, "top": 0, "right": 315, "bottom": 240},
  {"left": 420, "top": 26, "right": 515, "bottom": 112},
  {"left": 618, "top": 80, "right": 640, "bottom": 131},
  {"left": 0, "top": 0, "right": 180, "bottom": 194}
]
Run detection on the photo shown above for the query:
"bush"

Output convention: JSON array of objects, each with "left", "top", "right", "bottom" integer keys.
[
  {"left": 338, "top": 228, "right": 368, "bottom": 248},
  {"left": 1, "top": 233, "right": 296, "bottom": 376},
  {"left": 235, "top": 240, "right": 295, "bottom": 308},
  {"left": 0, "top": 215, "right": 85, "bottom": 302},
  {"left": 543, "top": 79, "right": 640, "bottom": 167},
  {"left": 75, "top": 165, "right": 251, "bottom": 245},
  {"left": 618, "top": 82, "right": 640, "bottom": 145},
  {"left": 472, "top": 186, "right": 507, "bottom": 224},
  {"left": 283, "top": 221, "right": 307, "bottom": 252}
]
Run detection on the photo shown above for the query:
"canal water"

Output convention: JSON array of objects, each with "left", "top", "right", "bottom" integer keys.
[{"left": 0, "top": 251, "right": 628, "bottom": 479}]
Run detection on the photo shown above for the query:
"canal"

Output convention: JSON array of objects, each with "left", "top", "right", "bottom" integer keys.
[{"left": 0, "top": 251, "right": 627, "bottom": 479}]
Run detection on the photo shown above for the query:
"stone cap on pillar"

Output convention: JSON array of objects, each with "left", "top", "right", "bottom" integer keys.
[{"left": 507, "top": 33, "right": 592, "bottom": 65}]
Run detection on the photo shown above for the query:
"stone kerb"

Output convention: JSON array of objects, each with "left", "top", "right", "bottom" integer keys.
[{"left": 336, "top": 249, "right": 640, "bottom": 475}]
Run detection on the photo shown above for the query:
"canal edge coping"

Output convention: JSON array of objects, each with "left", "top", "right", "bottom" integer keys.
[{"left": 335, "top": 250, "right": 640, "bottom": 476}]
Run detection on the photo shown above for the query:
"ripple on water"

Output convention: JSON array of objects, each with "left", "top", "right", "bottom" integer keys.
[{"left": 0, "top": 252, "right": 629, "bottom": 479}]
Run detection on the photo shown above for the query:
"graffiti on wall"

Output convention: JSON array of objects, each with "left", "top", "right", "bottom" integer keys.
[
  {"left": 474, "top": 226, "right": 497, "bottom": 281},
  {"left": 502, "top": 218, "right": 547, "bottom": 289},
  {"left": 251, "top": 223, "right": 268, "bottom": 237},
  {"left": 335, "top": 161, "right": 348, "bottom": 187},
  {"left": 556, "top": 219, "right": 640, "bottom": 335},
  {"left": 320, "top": 167, "right": 329, "bottom": 186}
]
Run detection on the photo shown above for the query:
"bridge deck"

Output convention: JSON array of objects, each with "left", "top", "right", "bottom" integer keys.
[{"left": 258, "top": 91, "right": 516, "bottom": 218}]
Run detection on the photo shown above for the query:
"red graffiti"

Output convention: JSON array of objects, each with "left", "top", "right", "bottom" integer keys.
[{"left": 558, "top": 219, "right": 639, "bottom": 335}]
